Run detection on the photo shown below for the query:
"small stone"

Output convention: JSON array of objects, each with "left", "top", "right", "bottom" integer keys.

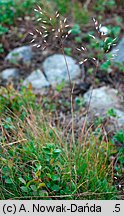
[
  {"left": 99, "top": 26, "right": 109, "bottom": 35},
  {"left": 42, "top": 54, "right": 81, "bottom": 85},
  {"left": 23, "top": 69, "right": 50, "bottom": 89},
  {"left": 5, "top": 46, "right": 33, "bottom": 64},
  {"left": 0, "top": 68, "right": 19, "bottom": 81}
]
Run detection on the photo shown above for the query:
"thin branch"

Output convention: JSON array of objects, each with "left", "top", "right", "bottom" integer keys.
[{"left": 0, "top": 139, "right": 27, "bottom": 147}]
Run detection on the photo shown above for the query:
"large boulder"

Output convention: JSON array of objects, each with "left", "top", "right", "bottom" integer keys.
[
  {"left": 83, "top": 86, "right": 122, "bottom": 112},
  {"left": 42, "top": 54, "right": 81, "bottom": 85},
  {"left": 83, "top": 86, "right": 124, "bottom": 130},
  {"left": 5, "top": 46, "right": 33, "bottom": 64}
]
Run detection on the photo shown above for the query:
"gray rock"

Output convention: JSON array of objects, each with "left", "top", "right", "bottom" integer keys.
[
  {"left": 23, "top": 69, "right": 50, "bottom": 89},
  {"left": 0, "top": 68, "right": 19, "bottom": 81},
  {"left": 42, "top": 54, "right": 81, "bottom": 85},
  {"left": 111, "top": 37, "right": 124, "bottom": 64},
  {"left": 114, "top": 109, "right": 124, "bottom": 126},
  {"left": 84, "top": 86, "right": 121, "bottom": 112},
  {"left": 83, "top": 86, "right": 124, "bottom": 130},
  {"left": 106, "top": 108, "right": 124, "bottom": 131},
  {"left": 5, "top": 46, "right": 33, "bottom": 64}
]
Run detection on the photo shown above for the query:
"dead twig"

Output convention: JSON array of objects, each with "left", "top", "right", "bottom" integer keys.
[{"left": 0, "top": 139, "right": 27, "bottom": 147}]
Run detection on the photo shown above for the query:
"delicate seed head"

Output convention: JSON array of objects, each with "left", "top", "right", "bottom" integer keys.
[
  {"left": 30, "top": 39, "right": 35, "bottom": 43},
  {"left": 65, "top": 25, "right": 69, "bottom": 28},
  {"left": 83, "top": 58, "right": 88, "bottom": 63},
  {"left": 33, "top": 44, "right": 38, "bottom": 47},
  {"left": 37, "top": 5, "right": 42, "bottom": 10},
  {"left": 113, "top": 37, "right": 117, "bottom": 42},
  {"left": 44, "top": 34, "right": 48, "bottom": 38},
  {"left": 41, "top": 26, "right": 47, "bottom": 29},
  {"left": 29, "top": 32, "right": 34, "bottom": 35},
  {"left": 68, "top": 30, "right": 72, "bottom": 35},
  {"left": 34, "top": 9, "right": 38, "bottom": 12},
  {"left": 93, "top": 17, "right": 96, "bottom": 22},
  {"left": 55, "top": 12, "right": 60, "bottom": 18},
  {"left": 36, "top": 29, "right": 40, "bottom": 33},
  {"left": 81, "top": 46, "right": 86, "bottom": 51},
  {"left": 37, "top": 18, "right": 42, "bottom": 21},
  {"left": 64, "top": 18, "right": 67, "bottom": 23},
  {"left": 37, "top": 45, "right": 41, "bottom": 48},
  {"left": 76, "top": 48, "right": 81, "bottom": 51},
  {"left": 89, "top": 34, "right": 95, "bottom": 39}
]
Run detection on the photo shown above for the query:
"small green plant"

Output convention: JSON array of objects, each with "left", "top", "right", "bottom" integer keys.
[
  {"left": 0, "top": 25, "right": 9, "bottom": 36},
  {"left": 0, "top": 0, "right": 15, "bottom": 25},
  {"left": 94, "top": 0, "right": 115, "bottom": 12},
  {"left": 118, "top": 63, "right": 124, "bottom": 73},
  {"left": 0, "top": 85, "right": 36, "bottom": 117},
  {"left": 108, "top": 26, "right": 121, "bottom": 38},
  {"left": 64, "top": 47, "right": 72, "bottom": 56},
  {"left": 75, "top": 36, "right": 82, "bottom": 43},
  {"left": 0, "top": 112, "right": 117, "bottom": 199},
  {"left": 100, "top": 60, "right": 111, "bottom": 71},
  {"left": 75, "top": 96, "right": 85, "bottom": 109},
  {"left": 0, "top": 43, "right": 4, "bottom": 53},
  {"left": 107, "top": 108, "right": 117, "bottom": 117},
  {"left": 112, "top": 131, "right": 124, "bottom": 176},
  {"left": 113, "top": 130, "right": 124, "bottom": 144},
  {"left": 56, "top": 80, "right": 65, "bottom": 92},
  {"left": 18, "top": 143, "right": 63, "bottom": 195},
  {"left": 54, "top": 0, "right": 70, "bottom": 15},
  {"left": 71, "top": 24, "right": 81, "bottom": 35},
  {"left": 73, "top": 3, "right": 89, "bottom": 24}
]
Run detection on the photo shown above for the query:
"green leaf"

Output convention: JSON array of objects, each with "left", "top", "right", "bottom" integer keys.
[
  {"left": 64, "top": 47, "right": 72, "bottom": 56},
  {"left": 51, "top": 184, "right": 60, "bottom": 192},
  {"left": 19, "top": 177, "right": 26, "bottom": 185},
  {"left": 39, "top": 190, "right": 48, "bottom": 196},
  {"left": 27, "top": 179, "right": 35, "bottom": 188},
  {"left": 100, "top": 60, "right": 111, "bottom": 71},
  {"left": 51, "top": 175, "right": 59, "bottom": 181},
  {"left": 75, "top": 36, "right": 82, "bottom": 43},
  {"left": 56, "top": 80, "right": 65, "bottom": 92},
  {"left": 30, "top": 185, "right": 37, "bottom": 191},
  {"left": 5, "top": 178, "right": 13, "bottom": 184},
  {"left": 35, "top": 170, "right": 41, "bottom": 178},
  {"left": 107, "top": 108, "right": 117, "bottom": 117},
  {"left": 53, "top": 149, "right": 61, "bottom": 154},
  {"left": 20, "top": 186, "right": 28, "bottom": 193},
  {"left": 38, "top": 183, "right": 46, "bottom": 189},
  {"left": 114, "top": 130, "right": 124, "bottom": 143},
  {"left": 71, "top": 24, "right": 81, "bottom": 35}
]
